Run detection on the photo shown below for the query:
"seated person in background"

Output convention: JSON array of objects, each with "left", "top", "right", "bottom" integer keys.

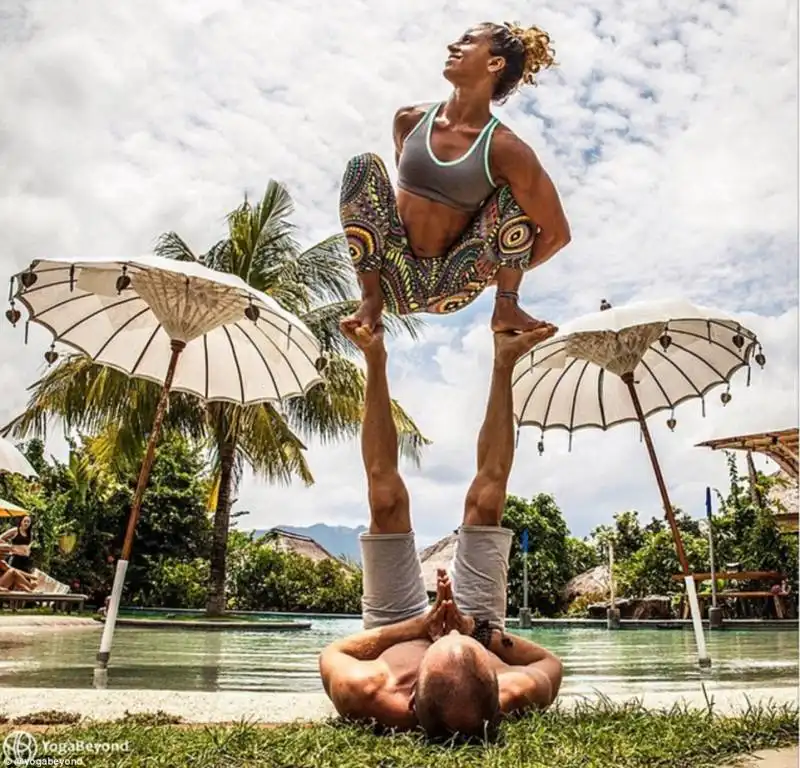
[
  {"left": 0, "top": 560, "right": 37, "bottom": 592},
  {"left": 1, "top": 515, "right": 34, "bottom": 573}
]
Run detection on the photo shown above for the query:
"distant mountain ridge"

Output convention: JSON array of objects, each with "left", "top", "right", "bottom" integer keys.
[{"left": 250, "top": 523, "right": 367, "bottom": 564}]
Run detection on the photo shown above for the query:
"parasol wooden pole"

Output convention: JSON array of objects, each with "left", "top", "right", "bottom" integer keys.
[
  {"left": 621, "top": 371, "right": 710, "bottom": 667},
  {"left": 95, "top": 340, "right": 186, "bottom": 674},
  {"left": 621, "top": 372, "right": 689, "bottom": 575}
]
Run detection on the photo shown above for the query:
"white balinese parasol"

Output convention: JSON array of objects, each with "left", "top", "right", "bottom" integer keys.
[
  {"left": 0, "top": 435, "right": 38, "bottom": 478},
  {"left": 8, "top": 255, "right": 325, "bottom": 673},
  {"left": 512, "top": 298, "right": 766, "bottom": 667}
]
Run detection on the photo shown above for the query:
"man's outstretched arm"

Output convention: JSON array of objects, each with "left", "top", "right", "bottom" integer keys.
[
  {"left": 490, "top": 632, "right": 564, "bottom": 713},
  {"left": 319, "top": 593, "right": 447, "bottom": 726},
  {"left": 318, "top": 614, "right": 425, "bottom": 719}
]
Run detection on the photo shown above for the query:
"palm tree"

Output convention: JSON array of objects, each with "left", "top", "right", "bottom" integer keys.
[{"left": 5, "top": 182, "right": 428, "bottom": 616}]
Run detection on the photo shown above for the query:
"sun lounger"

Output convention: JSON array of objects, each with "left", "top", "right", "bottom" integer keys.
[{"left": 0, "top": 568, "right": 87, "bottom": 612}]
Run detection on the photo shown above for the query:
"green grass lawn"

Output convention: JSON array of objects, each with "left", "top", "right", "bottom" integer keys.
[{"left": 2, "top": 700, "right": 796, "bottom": 768}]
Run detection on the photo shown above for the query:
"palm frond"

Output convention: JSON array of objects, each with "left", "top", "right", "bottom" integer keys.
[
  {"left": 283, "top": 234, "right": 355, "bottom": 305},
  {"left": 381, "top": 312, "right": 427, "bottom": 343},
  {"left": 202, "top": 238, "right": 234, "bottom": 272},
  {"left": 2, "top": 356, "right": 207, "bottom": 462},
  {"left": 234, "top": 183, "right": 299, "bottom": 286},
  {"left": 155, "top": 232, "right": 200, "bottom": 262},
  {"left": 234, "top": 402, "right": 314, "bottom": 486},
  {"left": 301, "top": 301, "right": 364, "bottom": 357},
  {"left": 284, "top": 356, "right": 430, "bottom": 466}
]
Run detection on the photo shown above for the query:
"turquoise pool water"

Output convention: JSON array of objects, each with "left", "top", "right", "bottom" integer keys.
[{"left": 0, "top": 617, "right": 796, "bottom": 696}]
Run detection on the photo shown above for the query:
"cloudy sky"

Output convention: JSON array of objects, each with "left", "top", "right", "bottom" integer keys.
[{"left": 1, "top": 0, "right": 797, "bottom": 547}]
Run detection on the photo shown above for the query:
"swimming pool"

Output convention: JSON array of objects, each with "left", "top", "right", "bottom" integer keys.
[{"left": 1, "top": 617, "right": 796, "bottom": 697}]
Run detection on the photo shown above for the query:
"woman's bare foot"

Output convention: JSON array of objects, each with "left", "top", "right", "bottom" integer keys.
[
  {"left": 491, "top": 296, "right": 557, "bottom": 335},
  {"left": 340, "top": 295, "right": 384, "bottom": 340}
]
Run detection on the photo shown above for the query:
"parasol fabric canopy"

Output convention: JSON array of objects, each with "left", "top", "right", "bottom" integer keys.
[
  {"left": 0, "top": 436, "right": 38, "bottom": 478},
  {"left": 9, "top": 255, "right": 323, "bottom": 405},
  {"left": 511, "top": 298, "right": 767, "bottom": 668},
  {"left": 513, "top": 298, "right": 764, "bottom": 434},
  {"left": 0, "top": 498, "right": 29, "bottom": 517}
]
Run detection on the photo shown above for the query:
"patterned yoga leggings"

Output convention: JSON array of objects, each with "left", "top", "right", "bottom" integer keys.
[{"left": 339, "top": 153, "right": 537, "bottom": 315}]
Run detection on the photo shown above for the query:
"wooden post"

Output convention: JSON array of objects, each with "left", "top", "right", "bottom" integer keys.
[
  {"left": 96, "top": 340, "right": 186, "bottom": 673},
  {"left": 621, "top": 372, "right": 709, "bottom": 665},
  {"left": 621, "top": 373, "right": 689, "bottom": 574}
]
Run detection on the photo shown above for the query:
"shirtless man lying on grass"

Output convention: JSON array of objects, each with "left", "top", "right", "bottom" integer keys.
[{"left": 319, "top": 325, "right": 563, "bottom": 741}]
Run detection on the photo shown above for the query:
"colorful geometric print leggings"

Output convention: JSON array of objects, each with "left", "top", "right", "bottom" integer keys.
[{"left": 339, "top": 153, "right": 537, "bottom": 316}]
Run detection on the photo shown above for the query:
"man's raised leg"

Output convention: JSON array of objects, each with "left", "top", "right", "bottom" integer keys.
[
  {"left": 451, "top": 329, "right": 554, "bottom": 629},
  {"left": 465, "top": 331, "right": 549, "bottom": 527},
  {"left": 357, "top": 329, "right": 411, "bottom": 535},
  {"left": 347, "top": 327, "right": 428, "bottom": 628}
]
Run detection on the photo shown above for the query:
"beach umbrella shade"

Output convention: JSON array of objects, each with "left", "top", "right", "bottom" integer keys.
[
  {"left": 0, "top": 498, "right": 29, "bottom": 517},
  {"left": 512, "top": 298, "right": 766, "bottom": 667},
  {"left": 8, "top": 255, "right": 325, "bottom": 672},
  {"left": 0, "top": 435, "right": 38, "bottom": 478}
]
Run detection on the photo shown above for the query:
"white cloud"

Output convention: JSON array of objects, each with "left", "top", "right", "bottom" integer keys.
[{"left": 0, "top": 0, "right": 796, "bottom": 547}]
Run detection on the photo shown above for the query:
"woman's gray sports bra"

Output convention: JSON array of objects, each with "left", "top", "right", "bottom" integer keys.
[{"left": 397, "top": 102, "right": 500, "bottom": 213}]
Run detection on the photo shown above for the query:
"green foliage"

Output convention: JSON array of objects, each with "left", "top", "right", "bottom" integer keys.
[
  {"left": 565, "top": 536, "right": 600, "bottom": 576},
  {"left": 0, "top": 434, "right": 212, "bottom": 606},
  {"left": 616, "top": 528, "right": 709, "bottom": 597},
  {"left": 226, "top": 532, "right": 362, "bottom": 613},
  {"left": 502, "top": 494, "right": 575, "bottom": 615},
  {"left": 592, "top": 451, "right": 798, "bottom": 602},
  {"left": 591, "top": 510, "right": 645, "bottom": 560},
  {"left": 148, "top": 558, "right": 210, "bottom": 609},
  {"left": 566, "top": 591, "right": 607, "bottom": 617}
]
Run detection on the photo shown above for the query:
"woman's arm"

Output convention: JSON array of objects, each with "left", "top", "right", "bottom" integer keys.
[{"left": 490, "top": 128, "right": 571, "bottom": 269}]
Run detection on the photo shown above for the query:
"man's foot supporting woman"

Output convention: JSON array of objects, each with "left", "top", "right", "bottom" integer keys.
[
  {"left": 340, "top": 270, "right": 385, "bottom": 339},
  {"left": 340, "top": 294, "right": 384, "bottom": 339}
]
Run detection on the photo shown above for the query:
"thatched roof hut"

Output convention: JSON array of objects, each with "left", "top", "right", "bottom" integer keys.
[
  {"left": 561, "top": 565, "right": 611, "bottom": 605},
  {"left": 261, "top": 528, "right": 350, "bottom": 566},
  {"left": 419, "top": 533, "right": 458, "bottom": 594}
]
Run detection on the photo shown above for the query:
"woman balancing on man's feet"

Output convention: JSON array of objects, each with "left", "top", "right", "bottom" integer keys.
[{"left": 339, "top": 21, "right": 571, "bottom": 338}]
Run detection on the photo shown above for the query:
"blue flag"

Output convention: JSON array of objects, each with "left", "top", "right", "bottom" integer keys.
[
  {"left": 521, "top": 529, "right": 529, "bottom": 553},
  {"left": 705, "top": 486, "right": 712, "bottom": 519}
]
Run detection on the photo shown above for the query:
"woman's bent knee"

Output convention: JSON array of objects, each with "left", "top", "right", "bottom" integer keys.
[{"left": 344, "top": 152, "right": 387, "bottom": 173}]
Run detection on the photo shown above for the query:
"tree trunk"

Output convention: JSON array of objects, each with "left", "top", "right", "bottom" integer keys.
[{"left": 206, "top": 435, "right": 237, "bottom": 617}]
